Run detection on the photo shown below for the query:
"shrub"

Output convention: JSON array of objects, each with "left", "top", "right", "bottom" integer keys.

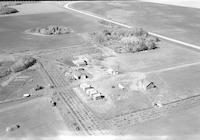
[
  {"left": 0, "top": 7, "right": 18, "bottom": 15},
  {"left": 90, "top": 27, "right": 159, "bottom": 53},
  {"left": 26, "top": 25, "right": 73, "bottom": 36}
]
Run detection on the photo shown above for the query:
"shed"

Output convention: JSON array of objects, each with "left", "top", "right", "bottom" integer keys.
[
  {"left": 72, "top": 57, "right": 88, "bottom": 67},
  {"left": 118, "top": 83, "right": 125, "bottom": 90},
  {"left": 23, "top": 94, "right": 30, "bottom": 98},
  {"left": 92, "top": 93, "right": 104, "bottom": 100},
  {"left": 85, "top": 88, "right": 98, "bottom": 96},
  {"left": 153, "top": 102, "right": 163, "bottom": 108},
  {"left": 80, "top": 83, "right": 91, "bottom": 91}
]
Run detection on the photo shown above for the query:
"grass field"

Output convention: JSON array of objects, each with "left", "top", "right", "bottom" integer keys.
[
  {"left": 0, "top": 96, "right": 71, "bottom": 138},
  {"left": 147, "top": 64, "right": 200, "bottom": 102},
  {"left": 0, "top": 3, "right": 105, "bottom": 54},
  {"left": 100, "top": 41, "right": 200, "bottom": 74},
  {"left": 118, "top": 103, "right": 200, "bottom": 136},
  {"left": 73, "top": 1, "right": 200, "bottom": 46},
  {"left": 0, "top": 67, "right": 45, "bottom": 101}
]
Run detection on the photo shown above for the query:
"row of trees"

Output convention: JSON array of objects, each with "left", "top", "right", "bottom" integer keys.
[{"left": 0, "top": 56, "right": 37, "bottom": 79}]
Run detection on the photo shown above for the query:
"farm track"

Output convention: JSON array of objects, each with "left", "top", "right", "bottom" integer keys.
[
  {"left": 108, "top": 93, "right": 200, "bottom": 129},
  {"left": 38, "top": 58, "right": 107, "bottom": 135}
]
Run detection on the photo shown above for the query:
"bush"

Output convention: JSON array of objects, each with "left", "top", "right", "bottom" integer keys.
[
  {"left": 90, "top": 27, "right": 159, "bottom": 53},
  {"left": 0, "top": 7, "right": 18, "bottom": 15},
  {"left": 27, "top": 25, "right": 73, "bottom": 36}
]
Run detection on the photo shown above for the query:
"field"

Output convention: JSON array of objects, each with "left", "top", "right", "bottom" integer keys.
[
  {"left": 66, "top": 1, "right": 200, "bottom": 136},
  {"left": 0, "top": 1, "right": 200, "bottom": 139},
  {"left": 73, "top": 1, "right": 200, "bottom": 46},
  {"left": 0, "top": 3, "right": 105, "bottom": 54},
  {"left": 0, "top": 65, "right": 45, "bottom": 101},
  {"left": 0, "top": 96, "right": 71, "bottom": 138}
]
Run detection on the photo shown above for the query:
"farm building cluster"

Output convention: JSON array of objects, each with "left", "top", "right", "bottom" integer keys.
[
  {"left": 63, "top": 55, "right": 159, "bottom": 106},
  {"left": 64, "top": 56, "right": 92, "bottom": 81}
]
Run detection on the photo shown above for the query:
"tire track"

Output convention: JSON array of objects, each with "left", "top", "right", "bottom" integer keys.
[{"left": 38, "top": 58, "right": 107, "bottom": 135}]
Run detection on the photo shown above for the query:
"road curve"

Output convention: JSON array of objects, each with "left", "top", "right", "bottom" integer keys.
[{"left": 64, "top": 2, "right": 200, "bottom": 51}]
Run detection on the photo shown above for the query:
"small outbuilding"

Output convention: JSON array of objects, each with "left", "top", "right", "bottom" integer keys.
[
  {"left": 153, "top": 102, "right": 163, "bottom": 108},
  {"left": 86, "top": 88, "right": 98, "bottom": 96},
  {"left": 137, "top": 79, "right": 157, "bottom": 91},
  {"left": 6, "top": 124, "right": 20, "bottom": 132},
  {"left": 73, "top": 71, "right": 88, "bottom": 80},
  {"left": 92, "top": 93, "right": 105, "bottom": 100},
  {"left": 80, "top": 83, "right": 92, "bottom": 91},
  {"left": 23, "top": 94, "right": 30, "bottom": 98},
  {"left": 118, "top": 83, "right": 125, "bottom": 90}
]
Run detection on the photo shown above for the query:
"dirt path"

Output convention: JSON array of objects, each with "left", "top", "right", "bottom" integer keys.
[{"left": 146, "top": 61, "right": 200, "bottom": 74}]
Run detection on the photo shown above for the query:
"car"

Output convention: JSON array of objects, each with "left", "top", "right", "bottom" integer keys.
[{"left": 23, "top": 94, "right": 30, "bottom": 98}]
